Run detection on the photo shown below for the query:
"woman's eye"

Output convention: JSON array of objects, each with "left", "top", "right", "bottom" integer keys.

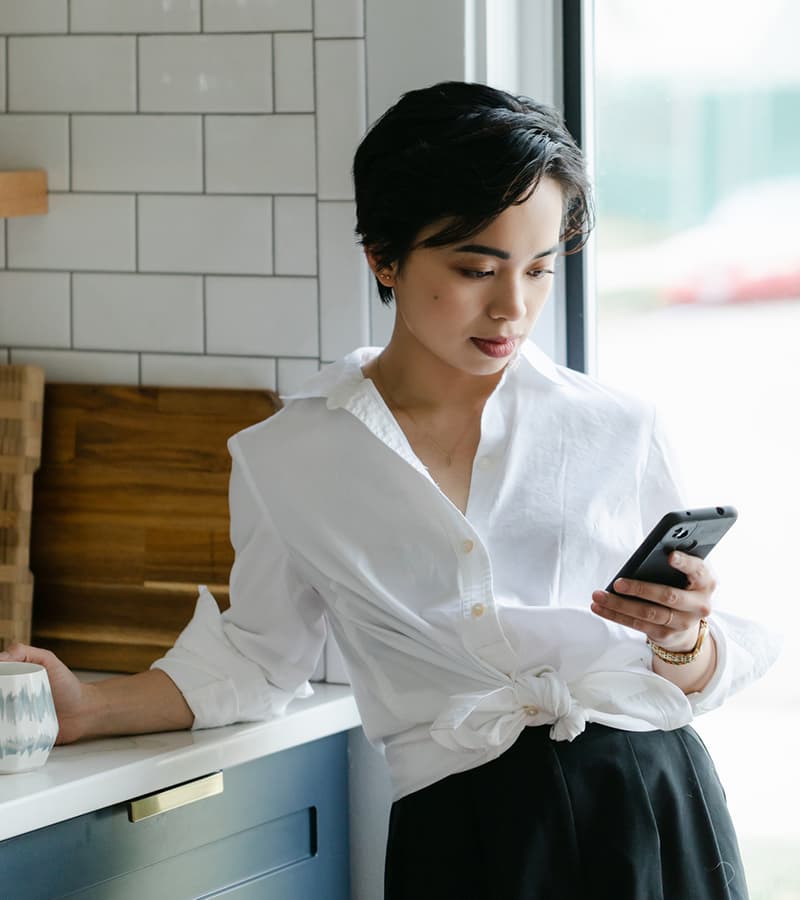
[
  {"left": 460, "top": 269, "right": 493, "bottom": 279},
  {"left": 529, "top": 268, "right": 555, "bottom": 280}
]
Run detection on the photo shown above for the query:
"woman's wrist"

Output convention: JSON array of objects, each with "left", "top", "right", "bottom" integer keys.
[
  {"left": 648, "top": 617, "right": 709, "bottom": 659},
  {"left": 652, "top": 632, "right": 717, "bottom": 694}
]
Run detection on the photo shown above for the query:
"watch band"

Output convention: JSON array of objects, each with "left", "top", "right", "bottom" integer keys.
[{"left": 648, "top": 618, "right": 709, "bottom": 665}]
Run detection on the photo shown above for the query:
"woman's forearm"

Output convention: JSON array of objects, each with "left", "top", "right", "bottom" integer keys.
[{"left": 76, "top": 669, "right": 194, "bottom": 741}]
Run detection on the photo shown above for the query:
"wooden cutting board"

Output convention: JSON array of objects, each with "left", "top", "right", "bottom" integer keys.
[
  {"left": 0, "top": 365, "right": 45, "bottom": 651},
  {"left": 29, "top": 384, "right": 281, "bottom": 673}
]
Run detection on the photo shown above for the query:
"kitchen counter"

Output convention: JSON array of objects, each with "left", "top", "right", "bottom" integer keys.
[{"left": 0, "top": 682, "right": 360, "bottom": 842}]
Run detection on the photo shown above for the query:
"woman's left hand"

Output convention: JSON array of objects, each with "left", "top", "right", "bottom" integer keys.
[{"left": 591, "top": 551, "right": 713, "bottom": 652}]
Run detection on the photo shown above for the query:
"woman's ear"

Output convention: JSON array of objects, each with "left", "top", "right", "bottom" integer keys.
[{"left": 364, "top": 249, "right": 396, "bottom": 287}]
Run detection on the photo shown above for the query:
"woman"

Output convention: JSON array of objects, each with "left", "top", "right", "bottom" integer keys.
[{"left": 2, "top": 82, "right": 778, "bottom": 898}]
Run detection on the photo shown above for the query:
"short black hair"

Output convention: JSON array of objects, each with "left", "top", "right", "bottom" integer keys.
[{"left": 353, "top": 81, "right": 594, "bottom": 304}]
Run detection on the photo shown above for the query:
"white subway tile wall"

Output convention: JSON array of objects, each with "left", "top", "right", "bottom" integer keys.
[
  {"left": 10, "top": 348, "right": 139, "bottom": 384},
  {"left": 72, "top": 116, "right": 203, "bottom": 193},
  {"left": 318, "top": 201, "right": 369, "bottom": 361},
  {"left": 202, "top": 0, "right": 312, "bottom": 33},
  {"left": 0, "top": 116, "right": 69, "bottom": 191},
  {"left": 140, "top": 353, "right": 277, "bottom": 389},
  {"left": 0, "top": 2, "right": 370, "bottom": 390},
  {"left": 8, "top": 194, "right": 136, "bottom": 271},
  {"left": 276, "top": 357, "right": 321, "bottom": 397},
  {"left": 9, "top": 37, "right": 137, "bottom": 112},
  {"left": 314, "top": 39, "right": 366, "bottom": 201},
  {"left": 205, "top": 115, "right": 316, "bottom": 193},
  {"left": 274, "top": 33, "right": 315, "bottom": 113},
  {"left": 139, "top": 35, "right": 273, "bottom": 114},
  {"left": 0, "top": 272, "right": 70, "bottom": 347},
  {"left": 70, "top": 0, "right": 201, "bottom": 34},
  {"left": 72, "top": 274, "right": 204, "bottom": 352},
  {"left": 138, "top": 195, "right": 273, "bottom": 274},
  {"left": 206, "top": 276, "right": 319, "bottom": 357},
  {"left": 0, "top": 1, "right": 68, "bottom": 35},
  {"left": 313, "top": 0, "right": 364, "bottom": 38},
  {"left": 0, "top": 40, "right": 6, "bottom": 113},
  {"left": 274, "top": 196, "right": 317, "bottom": 276}
]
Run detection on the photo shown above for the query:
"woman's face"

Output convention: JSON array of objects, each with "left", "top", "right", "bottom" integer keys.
[{"left": 381, "top": 176, "right": 565, "bottom": 378}]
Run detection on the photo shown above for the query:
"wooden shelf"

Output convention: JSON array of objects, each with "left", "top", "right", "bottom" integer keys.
[{"left": 0, "top": 169, "right": 48, "bottom": 218}]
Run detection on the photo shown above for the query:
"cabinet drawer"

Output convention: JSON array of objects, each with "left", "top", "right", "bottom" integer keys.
[{"left": 2, "top": 732, "right": 350, "bottom": 899}]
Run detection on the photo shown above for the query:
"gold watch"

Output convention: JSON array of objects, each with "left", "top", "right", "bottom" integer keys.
[{"left": 648, "top": 618, "right": 709, "bottom": 665}]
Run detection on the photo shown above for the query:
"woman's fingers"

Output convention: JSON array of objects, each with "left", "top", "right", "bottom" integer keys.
[
  {"left": 590, "top": 589, "right": 692, "bottom": 642},
  {"left": 0, "top": 642, "right": 57, "bottom": 666},
  {"left": 591, "top": 555, "right": 715, "bottom": 648},
  {"left": 0, "top": 643, "right": 87, "bottom": 744},
  {"left": 668, "top": 550, "right": 716, "bottom": 593}
]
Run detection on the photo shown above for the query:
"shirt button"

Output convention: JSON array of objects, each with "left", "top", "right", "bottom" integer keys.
[
  {"left": 462, "top": 539, "right": 474, "bottom": 554},
  {"left": 477, "top": 456, "right": 494, "bottom": 470},
  {"left": 471, "top": 602, "right": 486, "bottom": 618}
]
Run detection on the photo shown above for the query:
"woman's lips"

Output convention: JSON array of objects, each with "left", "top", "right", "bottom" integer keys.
[{"left": 470, "top": 336, "right": 518, "bottom": 358}]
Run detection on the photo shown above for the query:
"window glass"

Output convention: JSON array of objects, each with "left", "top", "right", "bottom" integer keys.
[{"left": 594, "top": 3, "right": 800, "bottom": 897}]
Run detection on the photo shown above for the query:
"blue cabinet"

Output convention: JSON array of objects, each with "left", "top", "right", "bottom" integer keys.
[{"left": 2, "top": 733, "right": 350, "bottom": 899}]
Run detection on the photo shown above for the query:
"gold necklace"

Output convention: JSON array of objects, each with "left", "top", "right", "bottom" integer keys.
[{"left": 374, "top": 355, "right": 477, "bottom": 468}]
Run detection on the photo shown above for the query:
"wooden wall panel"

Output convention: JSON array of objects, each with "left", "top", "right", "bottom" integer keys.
[{"left": 30, "top": 384, "right": 281, "bottom": 672}]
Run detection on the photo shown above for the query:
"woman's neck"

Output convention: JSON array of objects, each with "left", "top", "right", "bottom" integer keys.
[{"left": 371, "top": 337, "right": 505, "bottom": 414}]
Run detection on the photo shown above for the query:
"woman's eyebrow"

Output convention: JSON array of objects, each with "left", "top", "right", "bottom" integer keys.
[{"left": 454, "top": 243, "right": 559, "bottom": 260}]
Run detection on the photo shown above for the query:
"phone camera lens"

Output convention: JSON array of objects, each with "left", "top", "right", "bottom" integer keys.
[{"left": 716, "top": 507, "right": 724, "bottom": 515}]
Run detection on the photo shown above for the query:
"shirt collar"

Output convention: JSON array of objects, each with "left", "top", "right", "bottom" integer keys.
[{"left": 282, "top": 340, "right": 566, "bottom": 410}]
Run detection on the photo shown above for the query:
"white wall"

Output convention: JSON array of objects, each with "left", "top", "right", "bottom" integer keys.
[{"left": 0, "top": 0, "right": 370, "bottom": 393}]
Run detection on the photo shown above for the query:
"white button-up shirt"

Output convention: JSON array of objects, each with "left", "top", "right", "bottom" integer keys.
[{"left": 153, "top": 343, "right": 779, "bottom": 800}]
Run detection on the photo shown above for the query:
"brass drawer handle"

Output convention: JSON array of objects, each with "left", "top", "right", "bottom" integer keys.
[{"left": 128, "top": 772, "right": 224, "bottom": 823}]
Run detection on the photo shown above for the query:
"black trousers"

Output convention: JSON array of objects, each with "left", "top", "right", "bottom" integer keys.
[{"left": 385, "top": 724, "right": 747, "bottom": 900}]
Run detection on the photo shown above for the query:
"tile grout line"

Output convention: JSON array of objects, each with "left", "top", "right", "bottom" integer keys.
[
  {"left": 202, "top": 275, "right": 207, "bottom": 355},
  {"left": 362, "top": 0, "right": 371, "bottom": 342},
  {"left": 270, "top": 31, "right": 276, "bottom": 113},
  {"left": 0, "top": 29, "right": 321, "bottom": 38},
  {"left": 311, "top": 3, "right": 322, "bottom": 370},
  {"left": 69, "top": 271, "right": 74, "bottom": 349},
  {"left": 0, "top": 266, "right": 317, "bottom": 278},
  {"left": 1, "top": 345, "right": 315, "bottom": 360},
  {"left": 270, "top": 27, "right": 276, "bottom": 276},
  {"left": 271, "top": 191, "right": 276, "bottom": 278},
  {"left": 134, "top": 34, "right": 139, "bottom": 114}
]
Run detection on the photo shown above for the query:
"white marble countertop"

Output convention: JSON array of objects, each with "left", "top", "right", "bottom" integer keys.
[{"left": 0, "top": 682, "right": 360, "bottom": 842}]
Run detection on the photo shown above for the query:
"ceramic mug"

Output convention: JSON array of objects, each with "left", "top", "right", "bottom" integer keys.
[{"left": 0, "top": 662, "right": 58, "bottom": 774}]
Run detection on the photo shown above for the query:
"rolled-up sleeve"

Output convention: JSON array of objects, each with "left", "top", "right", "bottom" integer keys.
[
  {"left": 152, "top": 440, "right": 327, "bottom": 729},
  {"left": 637, "top": 407, "right": 781, "bottom": 713}
]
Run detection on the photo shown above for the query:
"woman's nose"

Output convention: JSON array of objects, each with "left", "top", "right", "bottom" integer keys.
[{"left": 488, "top": 277, "right": 527, "bottom": 320}]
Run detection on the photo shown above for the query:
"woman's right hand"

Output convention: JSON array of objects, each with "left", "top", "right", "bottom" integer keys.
[
  {"left": 2, "top": 642, "right": 193, "bottom": 742},
  {"left": 0, "top": 642, "right": 91, "bottom": 744}
]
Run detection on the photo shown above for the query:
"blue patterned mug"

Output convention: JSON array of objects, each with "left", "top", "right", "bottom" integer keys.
[{"left": 0, "top": 662, "right": 59, "bottom": 774}]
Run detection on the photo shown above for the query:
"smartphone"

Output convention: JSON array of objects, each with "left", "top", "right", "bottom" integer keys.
[{"left": 606, "top": 506, "right": 738, "bottom": 595}]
